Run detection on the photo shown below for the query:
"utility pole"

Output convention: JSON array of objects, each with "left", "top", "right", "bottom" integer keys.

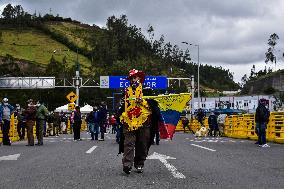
[
  {"left": 191, "top": 75, "right": 195, "bottom": 119},
  {"left": 75, "top": 49, "right": 81, "bottom": 106}
]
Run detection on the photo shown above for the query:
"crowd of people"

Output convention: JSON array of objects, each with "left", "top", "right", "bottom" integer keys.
[
  {"left": 0, "top": 69, "right": 272, "bottom": 177},
  {"left": 0, "top": 97, "right": 113, "bottom": 146}
]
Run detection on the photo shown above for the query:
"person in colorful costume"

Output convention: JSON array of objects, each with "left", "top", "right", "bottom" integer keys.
[{"left": 118, "top": 69, "right": 163, "bottom": 174}]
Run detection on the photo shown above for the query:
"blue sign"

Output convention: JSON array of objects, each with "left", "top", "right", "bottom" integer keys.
[{"left": 108, "top": 76, "right": 167, "bottom": 89}]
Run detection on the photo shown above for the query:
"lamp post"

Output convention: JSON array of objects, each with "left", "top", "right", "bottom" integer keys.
[{"left": 182, "top": 41, "right": 200, "bottom": 109}]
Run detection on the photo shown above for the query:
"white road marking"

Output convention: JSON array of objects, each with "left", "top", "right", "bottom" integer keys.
[
  {"left": 86, "top": 145, "right": 97, "bottom": 154},
  {"left": 190, "top": 144, "right": 216, "bottom": 152},
  {"left": 0, "top": 154, "right": 21, "bottom": 161},
  {"left": 147, "top": 152, "right": 185, "bottom": 179}
]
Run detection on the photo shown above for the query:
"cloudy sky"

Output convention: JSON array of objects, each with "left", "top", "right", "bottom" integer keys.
[{"left": 1, "top": 0, "right": 284, "bottom": 83}]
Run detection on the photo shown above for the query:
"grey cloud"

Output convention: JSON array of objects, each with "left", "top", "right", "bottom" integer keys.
[{"left": 1, "top": 0, "right": 284, "bottom": 81}]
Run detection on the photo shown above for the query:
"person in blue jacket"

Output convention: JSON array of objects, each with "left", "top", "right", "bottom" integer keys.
[
  {"left": 0, "top": 98, "right": 14, "bottom": 145},
  {"left": 208, "top": 112, "right": 218, "bottom": 137}
]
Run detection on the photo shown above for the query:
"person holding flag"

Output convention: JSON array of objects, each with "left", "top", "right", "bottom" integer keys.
[{"left": 118, "top": 69, "right": 163, "bottom": 174}]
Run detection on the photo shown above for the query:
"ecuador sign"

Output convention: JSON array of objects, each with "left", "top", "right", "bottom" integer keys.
[{"left": 100, "top": 76, "right": 167, "bottom": 89}]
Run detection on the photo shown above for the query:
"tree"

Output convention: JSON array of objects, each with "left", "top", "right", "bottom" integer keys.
[
  {"left": 265, "top": 33, "right": 279, "bottom": 66},
  {"left": 249, "top": 65, "right": 256, "bottom": 79},
  {"left": 1, "top": 4, "right": 15, "bottom": 19}
]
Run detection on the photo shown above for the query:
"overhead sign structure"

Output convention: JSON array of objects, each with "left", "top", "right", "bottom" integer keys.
[
  {"left": 100, "top": 76, "right": 167, "bottom": 89},
  {"left": 0, "top": 77, "right": 55, "bottom": 89},
  {"left": 68, "top": 103, "right": 76, "bottom": 111},
  {"left": 66, "top": 91, "right": 78, "bottom": 103}
]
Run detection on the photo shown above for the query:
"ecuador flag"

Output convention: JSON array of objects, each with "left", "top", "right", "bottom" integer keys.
[{"left": 145, "top": 93, "right": 191, "bottom": 139}]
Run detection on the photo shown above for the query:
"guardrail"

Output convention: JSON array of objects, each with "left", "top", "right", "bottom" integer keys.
[
  {"left": 176, "top": 112, "right": 284, "bottom": 144},
  {"left": 0, "top": 114, "right": 88, "bottom": 143}
]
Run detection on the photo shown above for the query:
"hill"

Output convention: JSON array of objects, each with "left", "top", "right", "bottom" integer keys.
[
  {"left": 0, "top": 4, "right": 239, "bottom": 109},
  {"left": 242, "top": 69, "right": 284, "bottom": 95}
]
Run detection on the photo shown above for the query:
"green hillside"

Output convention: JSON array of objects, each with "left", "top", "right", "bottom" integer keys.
[
  {"left": 0, "top": 27, "right": 91, "bottom": 75},
  {"left": 0, "top": 4, "right": 240, "bottom": 109}
]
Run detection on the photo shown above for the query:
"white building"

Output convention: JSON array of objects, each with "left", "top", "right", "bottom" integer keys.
[{"left": 192, "top": 95, "right": 276, "bottom": 113}]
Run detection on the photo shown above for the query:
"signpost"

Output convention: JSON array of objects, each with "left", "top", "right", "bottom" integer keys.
[
  {"left": 68, "top": 103, "right": 76, "bottom": 110},
  {"left": 66, "top": 91, "right": 78, "bottom": 103}
]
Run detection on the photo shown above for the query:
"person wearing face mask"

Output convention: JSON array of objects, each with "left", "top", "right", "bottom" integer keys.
[
  {"left": 23, "top": 99, "right": 37, "bottom": 146},
  {"left": 0, "top": 98, "right": 14, "bottom": 146},
  {"left": 118, "top": 69, "right": 163, "bottom": 174},
  {"left": 35, "top": 100, "right": 49, "bottom": 146},
  {"left": 86, "top": 105, "right": 101, "bottom": 140}
]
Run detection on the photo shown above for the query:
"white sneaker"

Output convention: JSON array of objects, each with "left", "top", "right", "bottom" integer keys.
[{"left": 262, "top": 144, "right": 270, "bottom": 148}]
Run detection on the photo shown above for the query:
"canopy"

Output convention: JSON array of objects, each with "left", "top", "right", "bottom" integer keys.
[
  {"left": 54, "top": 104, "right": 69, "bottom": 113},
  {"left": 80, "top": 104, "right": 93, "bottom": 114}
]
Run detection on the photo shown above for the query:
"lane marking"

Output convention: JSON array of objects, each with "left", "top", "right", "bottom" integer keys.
[
  {"left": 147, "top": 152, "right": 185, "bottom": 179},
  {"left": 86, "top": 145, "right": 97, "bottom": 154},
  {"left": 0, "top": 154, "right": 21, "bottom": 161},
  {"left": 190, "top": 144, "right": 216, "bottom": 152}
]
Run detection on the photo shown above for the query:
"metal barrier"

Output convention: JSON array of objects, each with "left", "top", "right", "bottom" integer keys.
[
  {"left": 0, "top": 114, "right": 88, "bottom": 143},
  {"left": 177, "top": 112, "right": 284, "bottom": 144},
  {"left": 223, "top": 112, "right": 284, "bottom": 144}
]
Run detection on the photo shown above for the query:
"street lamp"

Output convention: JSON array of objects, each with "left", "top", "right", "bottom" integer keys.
[{"left": 182, "top": 41, "right": 200, "bottom": 109}]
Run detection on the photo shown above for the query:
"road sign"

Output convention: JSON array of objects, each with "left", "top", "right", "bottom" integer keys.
[
  {"left": 100, "top": 76, "right": 167, "bottom": 89},
  {"left": 68, "top": 103, "right": 76, "bottom": 111},
  {"left": 66, "top": 91, "right": 78, "bottom": 103}
]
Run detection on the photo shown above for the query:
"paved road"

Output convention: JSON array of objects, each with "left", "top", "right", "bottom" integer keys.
[{"left": 1, "top": 132, "right": 284, "bottom": 189}]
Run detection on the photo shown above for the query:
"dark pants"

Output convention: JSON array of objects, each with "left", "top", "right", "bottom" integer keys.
[
  {"left": 256, "top": 122, "right": 267, "bottom": 145},
  {"left": 17, "top": 121, "right": 26, "bottom": 140},
  {"left": 2, "top": 120, "right": 11, "bottom": 145},
  {"left": 36, "top": 119, "right": 44, "bottom": 145},
  {"left": 183, "top": 124, "right": 190, "bottom": 133},
  {"left": 73, "top": 121, "right": 81, "bottom": 140},
  {"left": 209, "top": 126, "right": 217, "bottom": 137},
  {"left": 100, "top": 123, "right": 105, "bottom": 140},
  {"left": 26, "top": 120, "right": 35, "bottom": 145},
  {"left": 122, "top": 125, "right": 151, "bottom": 168},
  {"left": 112, "top": 124, "right": 117, "bottom": 134}
]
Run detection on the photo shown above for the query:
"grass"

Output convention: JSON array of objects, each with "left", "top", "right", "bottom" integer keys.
[
  {"left": 0, "top": 27, "right": 92, "bottom": 74},
  {"left": 45, "top": 22, "right": 95, "bottom": 51}
]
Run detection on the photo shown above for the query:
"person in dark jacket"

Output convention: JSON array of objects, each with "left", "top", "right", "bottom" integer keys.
[
  {"left": 118, "top": 69, "right": 163, "bottom": 175},
  {"left": 73, "top": 106, "right": 82, "bottom": 141},
  {"left": 99, "top": 102, "right": 107, "bottom": 141},
  {"left": 15, "top": 105, "right": 26, "bottom": 140},
  {"left": 255, "top": 99, "right": 270, "bottom": 147},
  {"left": 196, "top": 108, "right": 205, "bottom": 126},
  {"left": 208, "top": 112, "right": 218, "bottom": 137},
  {"left": 23, "top": 99, "right": 37, "bottom": 146},
  {"left": 86, "top": 105, "right": 101, "bottom": 140},
  {"left": 0, "top": 98, "right": 14, "bottom": 146}
]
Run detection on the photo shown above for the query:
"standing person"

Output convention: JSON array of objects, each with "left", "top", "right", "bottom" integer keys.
[
  {"left": 0, "top": 98, "right": 14, "bottom": 146},
  {"left": 87, "top": 105, "right": 100, "bottom": 140},
  {"left": 99, "top": 101, "right": 107, "bottom": 141},
  {"left": 59, "top": 111, "right": 66, "bottom": 134},
  {"left": 196, "top": 108, "right": 205, "bottom": 126},
  {"left": 53, "top": 112, "right": 61, "bottom": 137},
  {"left": 181, "top": 116, "right": 190, "bottom": 133},
  {"left": 110, "top": 115, "right": 117, "bottom": 134},
  {"left": 35, "top": 100, "right": 49, "bottom": 146},
  {"left": 255, "top": 99, "right": 270, "bottom": 147},
  {"left": 118, "top": 69, "right": 163, "bottom": 174},
  {"left": 208, "top": 112, "right": 218, "bottom": 137},
  {"left": 16, "top": 106, "right": 27, "bottom": 140},
  {"left": 24, "top": 99, "right": 37, "bottom": 146},
  {"left": 73, "top": 106, "right": 82, "bottom": 141},
  {"left": 47, "top": 111, "right": 55, "bottom": 136}
]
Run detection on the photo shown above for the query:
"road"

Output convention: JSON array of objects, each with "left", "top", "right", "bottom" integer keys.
[{"left": 1, "top": 132, "right": 284, "bottom": 189}]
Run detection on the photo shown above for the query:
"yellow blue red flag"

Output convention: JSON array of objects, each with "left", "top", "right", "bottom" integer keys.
[{"left": 145, "top": 93, "right": 191, "bottom": 139}]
